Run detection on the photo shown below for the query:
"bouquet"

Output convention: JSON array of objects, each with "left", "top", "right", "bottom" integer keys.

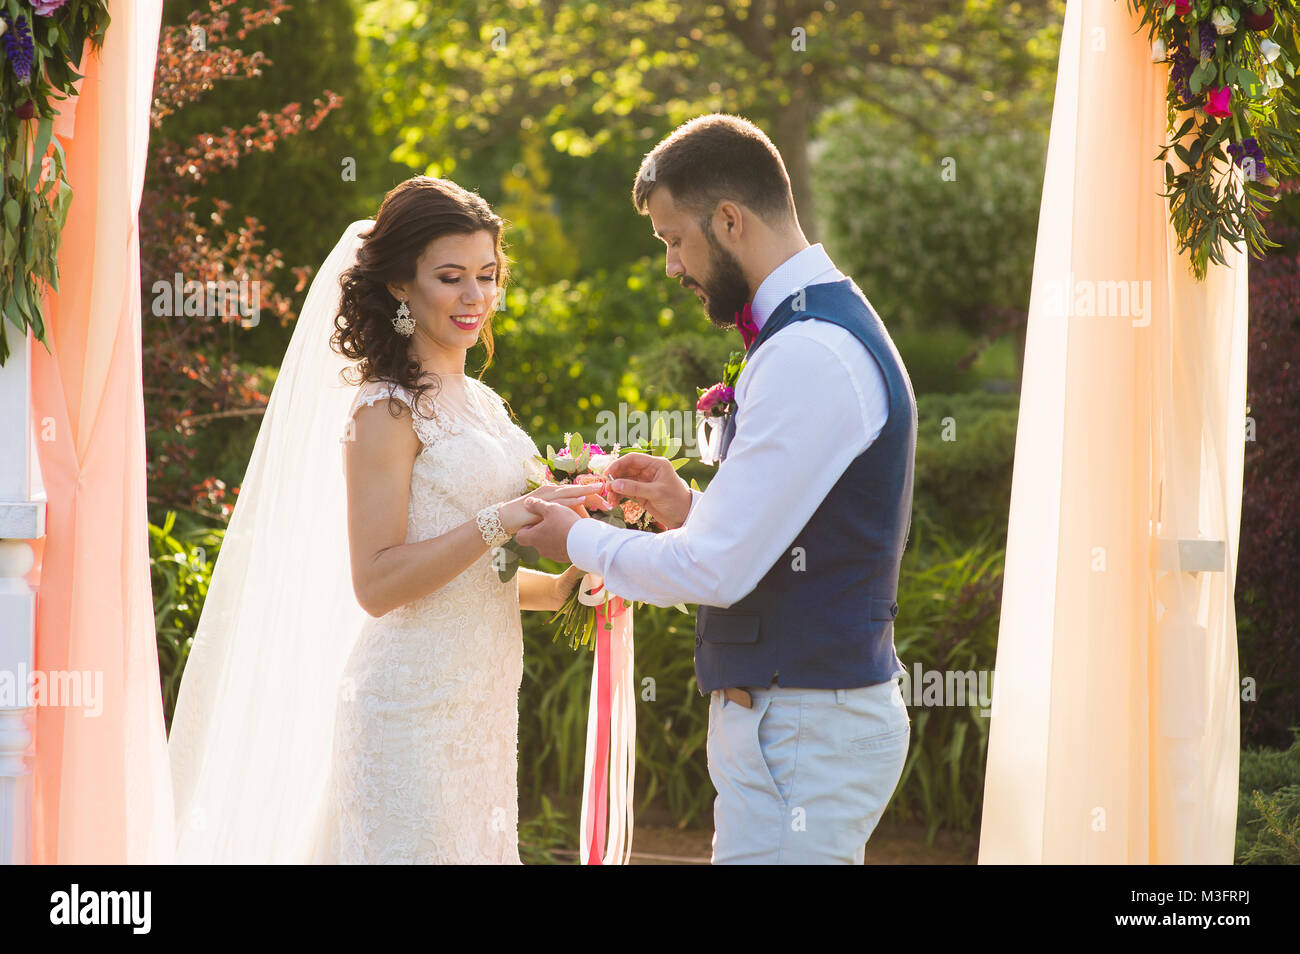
[{"left": 526, "top": 426, "right": 690, "bottom": 649}]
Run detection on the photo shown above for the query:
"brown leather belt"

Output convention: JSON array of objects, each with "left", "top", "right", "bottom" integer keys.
[{"left": 722, "top": 687, "right": 753, "bottom": 708}]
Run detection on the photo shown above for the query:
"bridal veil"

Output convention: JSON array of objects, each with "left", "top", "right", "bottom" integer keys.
[{"left": 167, "top": 220, "right": 374, "bottom": 862}]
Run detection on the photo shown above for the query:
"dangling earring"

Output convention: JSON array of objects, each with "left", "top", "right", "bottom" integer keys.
[{"left": 392, "top": 298, "right": 415, "bottom": 337}]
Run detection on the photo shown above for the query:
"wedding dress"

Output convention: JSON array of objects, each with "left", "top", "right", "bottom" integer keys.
[
  {"left": 313, "top": 376, "right": 543, "bottom": 864},
  {"left": 168, "top": 220, "right": 544, "bottom": 864}
]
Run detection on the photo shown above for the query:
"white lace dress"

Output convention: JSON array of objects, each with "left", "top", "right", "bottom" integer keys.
[{"left": 317, "top": 375, "right": 543, "bottom": 864}]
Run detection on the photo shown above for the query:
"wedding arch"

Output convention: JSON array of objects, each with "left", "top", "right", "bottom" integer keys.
[{"left": 0, "top": 0, "right": 1269, "bottom": 863}]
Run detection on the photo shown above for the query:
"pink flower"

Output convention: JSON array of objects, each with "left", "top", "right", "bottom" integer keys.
[
  {"left": 574, "top": 472, "right": 613, "bottom": 510},
  {"left": 32, "top": 0, "right": 69, "bottom": 15},
  {"left": 1204, "top": 85, "right": 1233, "bottom": 117},
  {"left": 696, "top": 383, "right": 734, "bottom": 415},
  {"left": 621, "top": 499, "right": 646, "bottom": 524},
  {"left": 555, "top": 442, "right": 605, "bottom": 459},
  {"left": 1165, "top": 0, "right": 1190, "bottom": 15}
]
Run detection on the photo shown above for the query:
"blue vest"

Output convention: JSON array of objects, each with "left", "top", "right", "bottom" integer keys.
[{"left": 694, "top": 278, "right": 917, "bottom": 693}]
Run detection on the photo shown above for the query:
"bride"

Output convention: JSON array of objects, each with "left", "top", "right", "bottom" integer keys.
[{"left": 167, "top": 176, "right": 598, "bottom": 864}]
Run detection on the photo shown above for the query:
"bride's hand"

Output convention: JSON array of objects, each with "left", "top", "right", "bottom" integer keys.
[
  {"left": 498, "top": 483, "right": 606, "bottom": 535},
  {"left": 550, "top": 564, "right": 587, "bottom": 609}
]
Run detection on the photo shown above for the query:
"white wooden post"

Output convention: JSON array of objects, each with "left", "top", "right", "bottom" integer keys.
[{"left": 0, "top": 331, "right": 46, "bottom": 865}]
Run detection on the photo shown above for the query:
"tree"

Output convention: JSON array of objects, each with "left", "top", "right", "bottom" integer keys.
[
  {"left": 141, "top": 0, "right": 341, "bottom": 521},
  {"left": 356, "top": 0, "right": 1065, "bottom": 252}
]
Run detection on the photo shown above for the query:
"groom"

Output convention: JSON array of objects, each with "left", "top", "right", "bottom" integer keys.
[{"left": 517, "top": 113, "right": 917, "bottom": 864}]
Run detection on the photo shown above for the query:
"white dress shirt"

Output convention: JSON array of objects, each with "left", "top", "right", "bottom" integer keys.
[{"left": 565, "top": 243, "right": 890, "bottom": 608}]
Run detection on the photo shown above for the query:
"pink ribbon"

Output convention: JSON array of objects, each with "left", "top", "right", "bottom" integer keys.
[{"left": 578, "top": 576, "right": 633, "bottom": 865}]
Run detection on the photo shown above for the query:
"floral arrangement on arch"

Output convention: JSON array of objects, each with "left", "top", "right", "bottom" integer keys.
[
  {"left": 1130, "top": 0, "right": 1299, "bottom": 279},
  {"left": 0, "top": 0, "right": 110, "bottom": 365}
]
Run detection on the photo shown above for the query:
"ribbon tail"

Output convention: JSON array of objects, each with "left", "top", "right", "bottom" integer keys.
[
  {"left": 606, "top": 600, "right": 635, "bottom": 865},
  {"left": 696, "top": 413, "right": 712, "bottom": 466},
  {"left": 578, "top": 589, "right": 636, "bottom": 866},
  {"left": 580, "top": 591, "right": 612, "bottom": 865}
]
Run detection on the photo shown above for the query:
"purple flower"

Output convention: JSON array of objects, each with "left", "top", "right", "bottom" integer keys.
[
  {"left": 1, "top": 14, "right": 33, "bottom": 84},
  {"left": 1199, "top": 20, "right": 1217, "bottom": 58},
  {"left": 1227, "top": 137, "right": 1271, "bottom": 182},
  {"left": 1169, "top": 42, "right": 1197, "bottom": 105},
  {"left": 32, "top": 1, "right": 69, "bottom": 15}
]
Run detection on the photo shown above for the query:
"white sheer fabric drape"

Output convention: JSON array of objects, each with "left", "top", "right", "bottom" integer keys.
[
  {"left": 979, "top": 0, "right": 1245, "bottom": 863},
  {"left": 167, "top": 222, "right": 373, "bottom": 862}
]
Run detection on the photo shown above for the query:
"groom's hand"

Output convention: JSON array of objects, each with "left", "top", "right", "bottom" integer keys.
[
  {"left": 603, "top": 453, "right": 693, "bottom": 530},
  {"left": 514, "top": 498, "right": 580, "bottom": 562}
]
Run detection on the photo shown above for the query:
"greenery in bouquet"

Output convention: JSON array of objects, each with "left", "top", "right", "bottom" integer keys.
[
  {"left": 516, "top": 425, "right": 692, "bottom": 650},
  {"left": 0, "top": 0, "right": 110, "bottom": 364},
  {"left": 1128, "top": 0, "right": 1300, "bottom": 278}
]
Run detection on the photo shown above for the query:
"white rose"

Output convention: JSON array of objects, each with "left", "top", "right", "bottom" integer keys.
[
  {"left": 1151, "top": 37, "right": 1167, "bottom": 62},
  {"left": 588, "top": 454, "right": 615, "bottom": 474},
  {"left": 1211, "top": 6, "right": 1237, "bottom": 35},
  {"left": 0, "top": 19, "right": 7, "bottom": 38},
  {"left": 1265, "top": 66, "right": 1284, "bottom": 90},
  {"left": 1260, "top": 38, "right": 1282, "bottom": 64}
]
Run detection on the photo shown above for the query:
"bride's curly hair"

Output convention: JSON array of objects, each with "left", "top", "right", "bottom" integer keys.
[{"left": 332, "top": 176, "right": 510, "bottom": 422}]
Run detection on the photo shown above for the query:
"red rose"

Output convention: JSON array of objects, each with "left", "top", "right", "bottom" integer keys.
[
  {"left": 1243, "top": 8, "right": 1275, "bottom": 31},
  {"left": 16, "top": 100, "right": 35, "bottom": 119}
]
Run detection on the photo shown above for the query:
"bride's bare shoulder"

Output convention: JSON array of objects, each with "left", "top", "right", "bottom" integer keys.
[
  {"left": 350, "top": 378, "right": 414, "bottom": 414},
  {"left": 347, "top": 379, "right": 421, "bottom": 448}
]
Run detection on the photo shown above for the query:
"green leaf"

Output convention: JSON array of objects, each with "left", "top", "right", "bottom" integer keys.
[
  {"left": 1237, "top": 70, "right": 1265, "bottom": 98},
  {"left": 2, "top": 200, "right": 18, "bottom": 230},
  {"left": 28, "top": 117, "right": 53, "bottom": 191},
  {"left": 568, "top": 431, "right": 583, "bottom": 458},
  {"left": 670, "top": 456, "right": 691, "bottom": 471}
]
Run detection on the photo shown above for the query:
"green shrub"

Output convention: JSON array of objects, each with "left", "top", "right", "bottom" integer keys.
[
  {"left": 148, "top": 511, "right": 224, "bottom": 731},
  {"left": 1236, "top": 730, "right": 1300, "bottom": 864},
  {"left": 518, "top": 794, "right": 571, "bottom": 865},
  {"left": 887, "top": 520, "right": 1005, "bottom": 841},
  {"left": 912, "top": 390, "right": 1018, "bottom": 553}
]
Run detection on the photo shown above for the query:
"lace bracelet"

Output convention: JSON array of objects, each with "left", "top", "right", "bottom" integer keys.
[{"left": 476, "top": 503, "right": 511, "bottom": 548}]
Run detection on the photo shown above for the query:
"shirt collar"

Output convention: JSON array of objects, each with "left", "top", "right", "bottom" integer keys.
[{"left": 749, "top": 243, "right": 844, "bottom": 331}]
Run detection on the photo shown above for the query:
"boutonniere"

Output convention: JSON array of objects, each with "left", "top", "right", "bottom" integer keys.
[{"left": 695, "top": 350, "right": 746, "bottom": 465}]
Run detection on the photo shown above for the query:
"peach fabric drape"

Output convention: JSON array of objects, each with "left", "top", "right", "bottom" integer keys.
[
  {"left": 979, "top": 0, "right": 1245, "bottom": 863},
  {"left": 29, "top": 0, "right": 170, "bottom": 863}
]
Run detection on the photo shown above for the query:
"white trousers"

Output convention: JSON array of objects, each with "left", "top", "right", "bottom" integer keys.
[{"left": 707, "top": 676, "right": 910, "bottom": 864}]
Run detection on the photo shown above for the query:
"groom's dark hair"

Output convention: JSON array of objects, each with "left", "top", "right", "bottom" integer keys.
[{"left": 632, "top": 114, "right": 797, "bottom": 228}]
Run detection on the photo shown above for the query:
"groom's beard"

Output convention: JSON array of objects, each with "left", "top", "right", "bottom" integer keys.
[{"left": 688, "top": 226, "right": 751, "bottom": 330}]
